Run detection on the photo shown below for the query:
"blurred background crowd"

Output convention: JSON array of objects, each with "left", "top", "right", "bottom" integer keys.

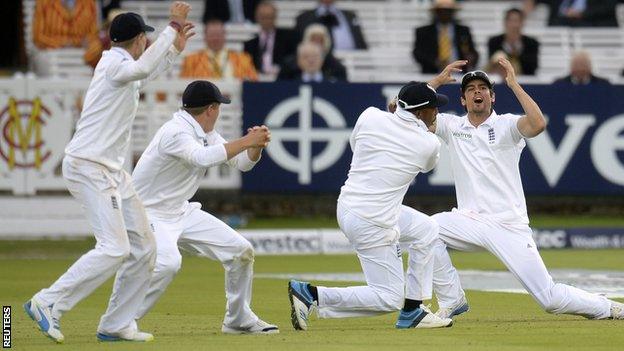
[{"left": 2, "top": 0, "right": 624, "bottom": 85}]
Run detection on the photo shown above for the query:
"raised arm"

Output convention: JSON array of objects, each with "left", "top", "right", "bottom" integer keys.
[
  {"left": 498, "top": 58, "right": 546, "bottom": 138},
  {"left": 108, "top": 2, "right": 191, "bottom": 84},
  {"left": 428, "top": 60, "right": 467, "bottom": 89}
]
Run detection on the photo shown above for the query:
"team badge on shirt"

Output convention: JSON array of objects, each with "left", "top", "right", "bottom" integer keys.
[
  {"left": 203, "top": 138, "right": 208, "bottom": 147},
  {"left": 488, "top": 128, "right": 495, "bottom": 144}
]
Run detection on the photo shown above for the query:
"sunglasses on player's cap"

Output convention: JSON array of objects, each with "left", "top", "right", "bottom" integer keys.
[
  {"left": 396, "top": 81, "right": 449, "bottom": 110},
  {"left": 461, "top": 70, "right": 494, "bottom": 92}
]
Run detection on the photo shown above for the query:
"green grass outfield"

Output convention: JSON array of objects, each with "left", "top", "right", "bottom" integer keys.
[{"left": 1, "top": 241, "right": 623, "bottom": 351}]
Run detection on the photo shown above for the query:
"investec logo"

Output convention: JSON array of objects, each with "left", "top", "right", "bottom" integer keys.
[
  {"left": 265, "top": 85, "right": 351, "bottom": 184},
  {"left": 0, "top": 97, "right": 52, "bottom": 169}
]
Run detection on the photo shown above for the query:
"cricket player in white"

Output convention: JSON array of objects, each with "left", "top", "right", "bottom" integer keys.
[
  {"left": 428, "top": 59, "right": 624, "bottom": 320},
  {"left": 132, "top": 80, "right": 278, "bottom": 334},
  {"left": 24, "top": 2, "right": 195, "bottom": 343},
  {"left": 289, "top": 81, "right": 454, "bottom": 330}
]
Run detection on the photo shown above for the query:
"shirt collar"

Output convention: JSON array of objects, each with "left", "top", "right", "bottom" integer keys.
[
  {"left": 109, "top": 46, "right": 134, "bottom": 61},
  {"left": 176, "top": 110, "right": 207, "bottom": 138},
  {"left": 461, "top": 110, "right": 498, "bottom": 129},
  {"left": 394, "top": 107, "right": 428, "bottom": 131}
]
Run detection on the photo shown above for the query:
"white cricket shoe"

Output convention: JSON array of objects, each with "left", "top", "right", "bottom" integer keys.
[
  {"left": 396, "top": 304, "right": 453, "bottom": 329},
  {"left": 24, "top": 297, "right": 64, "bottom": 343},
  {"left": 610, "top": 300, "right": 624, "bottom": 319},
  {"left": 222, "top": 319, "right": 279, "bottom": 334},
  {"left": 435, "top": 296, "right": 470, "bottom": 319},
  {"left": 97, "top": 325, "right": 154, "bottom": 342}
]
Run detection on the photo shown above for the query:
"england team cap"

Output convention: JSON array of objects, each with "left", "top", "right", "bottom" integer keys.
[
  {"left": 182, "top": 80, "right": 232, "bottom": 108},
  {"left": 461, "top": 70, "right": 494, "bottom": 92},
  {"left": 397, "top": 81, "right": 448, "bottom": 110},
  {"left": 109, "top": 12, "right": 154, "bottom": 43}
]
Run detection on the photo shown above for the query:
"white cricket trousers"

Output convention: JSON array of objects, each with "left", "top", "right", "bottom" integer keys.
[
  {"left": 135, "top": 204, "right": 258, "bottom": 329},
  {"left": 35, "top": 156, "right": 156, "bottom": 333},
  {"left": 432, "top": 210, "right": 611, "bottom": 319},
  {"left": 316, "top": 202, "right": 439, "bottom": 319}
]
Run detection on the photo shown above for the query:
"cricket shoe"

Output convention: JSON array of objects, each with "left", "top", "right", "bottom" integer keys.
[
  {"left": 24, "top": 297, "right": 64, "bottom": 343},
  {"left": 222, "top": 319, "right": 279, "bottom": 334},
  {"left": 97, "top": 326, "right": 154, "bottom": 342},
  {"left": 435, "top": 296, "right": 470, "bottom": 319},
  {"left": 610, "top": 300, "right": 624, "bottom": 319},
  {"left": 288, "top": 280, "right": 316, "bottom": 331},
  {"left": 396, "top": 304, "right": 453, "bottom": 329}
]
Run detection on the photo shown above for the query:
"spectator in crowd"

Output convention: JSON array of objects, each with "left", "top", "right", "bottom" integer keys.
[
  {"left": 277, "top": 42, "right": 336, "bottom": 82},
  {"left": 554, "top": 51, "right": 611, "bottom": 85},
  {"left": 413, "top": 0, "right": 478, "bottom": 74},
  {"left": 523, "top": 0, "right": 618, "bottom": 27},
  {"left": 295, "top": 0, "right": 367, "bottom": 51},
  {"left": 84, "top": 8, "right": 124, "bottom": 69},
  {"left": 202, "top": 0, "right": 260, "bottom": 24},
  {"left": 244, "top": 1, "right": 297, "bottom": 75},
  {"left": 100, "top": 0, "right": 121, "bottom": 21},
  {"left": 488, "top": 8, "right": 539, "bottom": 76},
  {"left": 32, "top": 0, "right": 99, "bottom": 76},
  {"left": 180, "top": 19, "right": 257, "bottom": 80},
  {"left": 278, "top": 24, "right": 347, "bottom": 82}
]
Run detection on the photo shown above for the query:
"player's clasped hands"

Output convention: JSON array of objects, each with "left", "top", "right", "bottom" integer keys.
[{"left": 246, "top": 125, "right": 271, "bottom": 148}]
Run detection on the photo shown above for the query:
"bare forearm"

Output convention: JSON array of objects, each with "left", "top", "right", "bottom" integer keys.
[
  {"left": 510, "top": 82, "right": 546, "bottom": 135},
  {"left": 246, "top": 147, "right": 262, "bottom": 161},
  {"left": 224, "top": 137, "right": 252, "bottom": 159}
]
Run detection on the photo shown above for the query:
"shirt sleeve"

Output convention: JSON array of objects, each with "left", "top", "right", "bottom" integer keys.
[
  {"left": 140, "top": 45, "right": 181, "bottom": 86},
  {"left": 159, "top": 130, "right": 228, "bottom": 168},
  {"left": 106, "top": 26, "right": 178, "bottom": 84},
  {"left": 504, "top": 113, "right": 525, "bottom": 144},
  {"left": 422, "top": 136, "right": 441, "bottom": 173},
  {"left": 434, "top": 113, "right": 453, "bottom": 144}
]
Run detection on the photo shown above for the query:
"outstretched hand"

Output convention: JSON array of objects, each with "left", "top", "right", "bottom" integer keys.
[
  {"left": 429, "top": 60, "right": 467, "bottom": 89},
  {"left": 498, "top": 57, "right": 518, "bottom": 87},
  {"left": 170, "top": 1, "right": 191, "bottom": 26}
]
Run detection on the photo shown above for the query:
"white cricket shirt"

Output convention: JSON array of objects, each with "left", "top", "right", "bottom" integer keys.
[
  {"left": 338, "top": 107, "right": 441, "bottom": 229},
  {"left": 65, "top": 26, "right": 179, "bottom": 171},
  {"left": 132, "top": 110, "right": 258, "bottom": 218},
  {"left": 435, "top": 111, "right": 529, "bottom": 224}
]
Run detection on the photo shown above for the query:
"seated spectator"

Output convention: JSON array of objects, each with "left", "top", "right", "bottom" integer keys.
[
  {"left": 554, "top": 51, "right": 610, "bottom": 85},
  {"left": 32, "top": 0, "right": 99, "bottom": 75},
  {"left": 278, "top": 24, "right": 347, "bottom": 82},
  {"left": 83, "top": 8, "right": 124, "bottom": 69},
  {"left": 202, "top": 0, "right": 260, "bottom": 24},
  {"left": 295, "top": 0, "right": 367, "bottom": 50},
  {"left": 244, "top": 1, "right": 297, "bottom": 75},
  {"left": 523, "top": 0, "right": 618, "bottom": 27},
  {"left": 180, "top": 19, "right": 257, "bottom": 80},
  {"left": 488, "top": 8, "right": 539, "bottom": 75},
  {"left": 277, "top": 42, "right": 336, "bottom": 82},
  {"left": 413, "top": 0, "right": 478, "bottom": 74}
]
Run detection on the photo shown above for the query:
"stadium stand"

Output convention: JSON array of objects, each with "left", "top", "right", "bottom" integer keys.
[{"left": 20, "top": 1, "right": 624, "bottom": 82}]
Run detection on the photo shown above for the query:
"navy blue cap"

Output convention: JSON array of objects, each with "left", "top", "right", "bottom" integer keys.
[
  {"left": 397, "top": 81, "right": 448, "bottom": 110},
  {"left": 183, "top": 81, "right": 231, "bottom": 108},
  {"left": 110, "top": 13, "right": 154, "bottom": 43}
]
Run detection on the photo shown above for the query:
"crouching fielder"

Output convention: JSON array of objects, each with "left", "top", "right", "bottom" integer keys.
[
  {"left": 132, "top": 80, "right": 278, "bottom": 334},
  {"left": 288, "top": 81, "right": 454, "bottom": 330}
]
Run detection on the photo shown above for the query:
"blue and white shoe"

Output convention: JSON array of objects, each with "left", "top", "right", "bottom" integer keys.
[
  {"left": 435, "top": 296, "right": 470, "bottom": 319},
  {"left": 24, "top": 297, "right": 64, "bottom": 343},
  {"left": 97, "top": 325, "right": 154, "bottom": 342},
  {"left": 288, "top": 280, "right": 316, "bottom": 330},
  {"left": 396, "top": 305, "right": 453, "bottom": 329}
]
